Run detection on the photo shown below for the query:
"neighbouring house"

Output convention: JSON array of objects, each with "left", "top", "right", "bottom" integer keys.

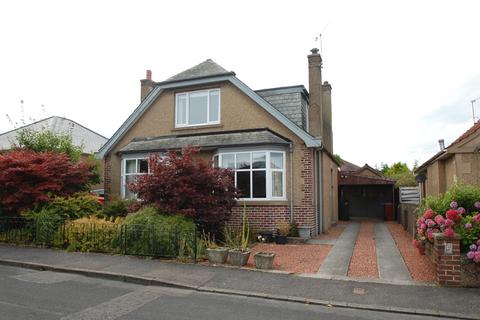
[
  {"left": 96, "top": 49, "right": 339, "bottom": 235},
  {"left": 0, "top": 116, "right": 108, "bottom": 191},
  {"left": 415, "top": 121, "right": 480, "bottom": 198},
  {"left": 338, "top": 160, "right": 395, "bottom": 220}
]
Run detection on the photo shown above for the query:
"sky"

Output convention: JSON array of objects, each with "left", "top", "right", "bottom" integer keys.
[{"left": 1, "top": 0, "right": 479, "bottom": 168}]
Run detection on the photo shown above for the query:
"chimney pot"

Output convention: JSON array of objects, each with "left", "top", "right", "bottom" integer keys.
[
  {"left": 146, "top": 70, "right": 152, "bottom": 80},
  {"left": 310, "top": 48, "right": 319, "bottom": 54},
  {"left": 438, "top": 139, "right": 445, "bottom": 151}
]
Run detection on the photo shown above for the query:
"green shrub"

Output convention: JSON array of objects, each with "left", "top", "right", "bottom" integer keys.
[
  {"left": 22, "top": 208, "right": 64, "bottom": 246},
  {"left": 15, "top": 128, "right": 83, "bottom": 161},
  {"left": 42, "top": 193, "right": 102, "bottom": 219},
  {"left": 102, "top": 197, "right": 133, "bottom": 218},
  {"left": 420, "top": 184, "right": 480, "bottom": 214},
  {"left": 113, "top": 207, "right": 196, "bottom": 258},
  {"left": 64, "top": 216, "right": 123, "bottom": 253},
  {"left": 101, "top": 197, "right": 142, "bottom": 218},
  {"left": 416, "top": 183, "right": 480, "bottom": 254},
  {"left": 289, "top": 221, "right": 299, "bottom": 237}
]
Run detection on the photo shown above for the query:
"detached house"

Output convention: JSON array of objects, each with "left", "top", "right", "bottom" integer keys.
[
  {"left": 97, "top": 49, "right": 338, "bottom": 235},
  {"left": 415, "top": 122, "right": 480, "bottom": 198}
]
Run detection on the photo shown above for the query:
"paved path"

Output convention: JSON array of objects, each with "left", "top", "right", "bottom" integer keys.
[
  {"left": 317, "top": 222, "right": 360, "bottom": 276},
  {"left": 374, "top": 223, "right": 412, "bottom": 281}
]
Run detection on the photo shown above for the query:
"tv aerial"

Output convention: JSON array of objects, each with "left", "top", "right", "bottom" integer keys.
[{"left": 471, "top": 96, "right": 480, "bottom": 124}]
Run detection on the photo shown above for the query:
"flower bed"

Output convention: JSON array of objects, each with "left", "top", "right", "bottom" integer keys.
[
  {"left": 246, "top": 243, "right": 331, "bottom": 273},
  {"left": 413, "top": 185, "right": 480, "bottom": 286}
]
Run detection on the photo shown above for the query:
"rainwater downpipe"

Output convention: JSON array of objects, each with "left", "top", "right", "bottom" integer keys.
[
  {"left": 289, "top": 143, "right": 294, "bottom": 223},
  {"left": 317, "top": 148, "right": 324, "bottom": 235}
]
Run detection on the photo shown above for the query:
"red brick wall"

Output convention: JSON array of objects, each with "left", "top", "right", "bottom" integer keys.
[
  {"left": 227, "top": 205, "right": 315, "bottom": 232},
  {"left": 227, "top": 147, "right": 316, "bottom": 233},
  {"left": 433, "top": 233, "right": 461, "bottom": 286},
  {"left": 300, "top": 147, "right": 314, "bottom": 207},
  {"left": 104, "top": 155, "right": 112, "bottom": 201},
  {"left": 228, "top": 205, "right": 289, "bottom": 230}
]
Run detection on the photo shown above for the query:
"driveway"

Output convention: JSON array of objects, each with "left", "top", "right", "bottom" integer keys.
[{"left": 309, "top": 220, "right": 435, "bottom": 283}]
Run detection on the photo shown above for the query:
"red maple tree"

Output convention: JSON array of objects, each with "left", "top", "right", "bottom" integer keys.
[
  {"left": 130, "top": 147, "right": 238, "bottom": 231},
  {"left": 0, "top": 150, "right": 96, "bottom": 215}
]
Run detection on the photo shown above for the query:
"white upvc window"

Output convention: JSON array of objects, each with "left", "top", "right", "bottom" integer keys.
[
  {"left": 175, "top": 88, "right": 220, "bottom": 127},
  {"left": 121, "top": 157, "right": 149, "bottom": 199},
  {"left": 213, "top": 150, "right": 286, "bottom": 200}
]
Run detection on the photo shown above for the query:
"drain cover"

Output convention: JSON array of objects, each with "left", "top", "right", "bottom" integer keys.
[{"left": 353, "top": 287, "right": 366, "bottom": 295}]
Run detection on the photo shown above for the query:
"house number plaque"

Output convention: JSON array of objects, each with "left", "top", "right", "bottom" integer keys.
[{"left": 444, "top": 242, "right": 453, "bottom": 255}]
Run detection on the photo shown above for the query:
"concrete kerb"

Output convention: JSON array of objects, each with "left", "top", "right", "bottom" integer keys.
[
  {"left": 0, "top": 258, "right": 477, "bottom": 320},
  {"left": 0, "top": 258, "right": 197, "bottom": 291},
  {"left": 298, "top": 272, "right": 436, "bottom": 287}
]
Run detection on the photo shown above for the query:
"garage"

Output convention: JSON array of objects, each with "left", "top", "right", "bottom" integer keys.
[{"left": 338, "top": 161, "right": 395, "bottom": 220}]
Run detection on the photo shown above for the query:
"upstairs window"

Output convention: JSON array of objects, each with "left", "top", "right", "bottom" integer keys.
[{"left": 175, "top": 89, "right": 220, "bottom": 127}]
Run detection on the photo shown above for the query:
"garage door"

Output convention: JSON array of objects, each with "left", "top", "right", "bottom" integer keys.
[{"left": 339, "top": 185, "right": 392, "bottom": 220}]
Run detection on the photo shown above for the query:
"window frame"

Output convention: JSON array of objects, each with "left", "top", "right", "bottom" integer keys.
[
  {"left": 214, "top": 149, "right": 286, "bottom": 201},
  {"left": 175, "top": 88, "right": 221, "bottom": 127},
  {"left": 121, "top": 155, "right": 150, "bottom": 199}
]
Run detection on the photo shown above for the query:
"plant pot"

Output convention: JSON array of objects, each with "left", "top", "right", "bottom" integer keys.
[
  {"left": 298, "top": 226, "right": 311, "bottom": 240},
  {"left": 207, "top": 247, "right": 229, "bottom": 264},
  {"left": 275, "top": 235, "right": 287, "bottom": 245},
  {"left": 228, "top": 249, "right": 251, "bottom": 266},
  {"left": 258, "top": 231, "right": 274, "bottom": 243},
  {"left": 254, "top": 252, "right": 275, "bottom": 269}
]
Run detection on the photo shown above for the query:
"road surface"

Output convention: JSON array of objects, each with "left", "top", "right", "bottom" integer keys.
[{"left": 0, "top": 265, "right": 448, "bottom": 320}]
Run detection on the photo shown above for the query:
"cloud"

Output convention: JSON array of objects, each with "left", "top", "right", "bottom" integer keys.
[{"left": 421, "top": 74, "right": 480, "bottom": 125}]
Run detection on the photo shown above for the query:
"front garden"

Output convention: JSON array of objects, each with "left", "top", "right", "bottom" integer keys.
[
  {"left": 0, "top": 131, "right": 235, "bottom": 261},
  {"left": 412, "top": 184, "right": 480, "bottom": 286},
  {"left": 0, "top": 129, "right": 325, "bottom": 270}
]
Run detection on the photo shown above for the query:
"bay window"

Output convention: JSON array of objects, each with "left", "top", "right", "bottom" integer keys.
[
  {"left": 121, "top": 157, "right": 149, "bottom": 199},
  {"left": 214, "top": 150, "right": 286, "bottom": 200},
  {"left": 175, "top": 89, "right": 220, "bottom": 127}
]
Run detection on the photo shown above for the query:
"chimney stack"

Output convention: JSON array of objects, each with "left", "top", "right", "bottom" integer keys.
[
  {"left": 308, "top": 48, "right": 333, "bottom": 152},
  {"left": 321, "top": 80, "right": 333, "bottom": 152},
  {"left": 438, "top": 139, "right": 445, "bottom": 151},
  {"left": 140, "top": 70, "right": 155, "bottom": 102}
]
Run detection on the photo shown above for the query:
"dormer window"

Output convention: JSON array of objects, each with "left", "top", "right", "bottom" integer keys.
[{"left": 175, "top": 89, "right": 220, "bottom": 127}]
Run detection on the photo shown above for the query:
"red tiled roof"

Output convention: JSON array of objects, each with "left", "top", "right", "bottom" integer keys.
[
  {"left": 339, "top": 159, "right": 361, "bottom": 172},
  {"left": 338, "top": 171, "right": 395, "bottom": 185},
  {"left": 448, "top": 121, "right": 480, "bottom": 148},
  {"left": 415, "top": 121, "right": 480, "bottom": 174},
  {"left": 338, "top": 160, "right": 395, "bottom": 185}
]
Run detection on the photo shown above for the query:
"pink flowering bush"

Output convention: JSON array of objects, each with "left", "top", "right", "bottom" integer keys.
[
  {"left": 414, "top": 184, "right": 480, "bottom": 263},
  {"left": 466, "top": 241, "right": 480, "bottom": 263}
]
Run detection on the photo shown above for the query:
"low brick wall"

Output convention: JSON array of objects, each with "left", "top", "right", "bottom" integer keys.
[
  {"left": 227, "top": 205, "right": 316, "bottom": 235},
  {"left": 424, "top": 234, "right": 480, "bottom": 287},
  {"left": 433, "top": 233, "right": 461, "bottom": 286}
]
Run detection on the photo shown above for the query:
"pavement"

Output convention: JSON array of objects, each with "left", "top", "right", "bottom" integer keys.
[{"left": 0, "top": 244, "right": 479, "bottom": 319}]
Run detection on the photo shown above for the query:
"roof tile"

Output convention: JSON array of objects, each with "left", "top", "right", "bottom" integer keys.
[{"left": 165, "top": 59, "right": 232, "bottom": 82}]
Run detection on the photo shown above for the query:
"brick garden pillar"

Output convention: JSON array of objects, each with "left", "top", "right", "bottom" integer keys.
[{"left": 433, "top": 233, "right": 461, "bottom": 286}]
